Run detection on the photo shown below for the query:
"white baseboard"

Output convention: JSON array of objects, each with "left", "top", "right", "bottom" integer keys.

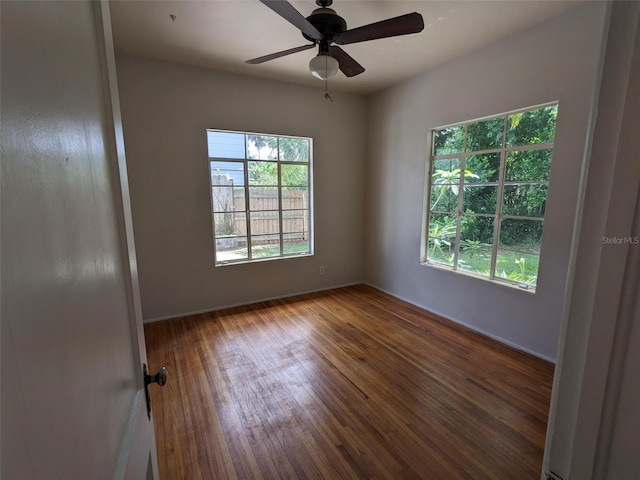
[
  {"left": 363, "top": 282, "right": 556, "bottom": 364},
  {"left": 145, "top": 281, "right": 556, "bottom": 364},
  {"left": 143, "top": 281, "right": 363, "bottom": 324}
]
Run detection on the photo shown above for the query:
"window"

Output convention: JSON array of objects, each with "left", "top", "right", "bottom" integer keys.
[
  {"left": 207, "top": 130, "right": 313, "bottom": 265},
  {"left": 422, "top": 103, "right": 558, "bottom": 290}
]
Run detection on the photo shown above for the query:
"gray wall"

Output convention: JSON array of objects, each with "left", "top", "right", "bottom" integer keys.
[
  {"left": 545, "top": 2, "right": 640, "bottom": 477},
  {"left": 364, "top": 2, "right": 607, "bottom": 361},
  {"left": 1, "top": 1, "right": 143, "bottom": 477},
  {"left": 116, "top": 55, "right": 367, "bottom": 321}
]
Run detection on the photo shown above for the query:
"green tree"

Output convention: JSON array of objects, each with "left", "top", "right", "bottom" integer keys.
[{"left": 247, "top": 135, "right": 309, "bottom": 186}]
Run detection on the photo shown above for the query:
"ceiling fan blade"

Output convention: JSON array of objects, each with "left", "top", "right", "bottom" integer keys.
[
  {"left": 329, "top": 46, "right": 365, "bottom": 77},
  {"left": 334, "top": 12, "right": 424, "bottom": 45},
  {"left": 246, "top": 44, "right": 315, "bottom": 64},
  {"left": 259, "top": 0, "right": 323, "bottom": 41}
]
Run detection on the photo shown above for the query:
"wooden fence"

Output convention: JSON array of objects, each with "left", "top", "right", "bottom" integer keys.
[{"left": 212, "top": 175, "right": 309, "bottom": 246}]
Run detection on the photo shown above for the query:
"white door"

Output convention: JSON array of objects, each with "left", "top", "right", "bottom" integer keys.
[{"left": 1, "top": 1, "right": 161, "bottom": 479}]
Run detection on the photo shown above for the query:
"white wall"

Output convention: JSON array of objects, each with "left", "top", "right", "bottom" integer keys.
[
  {"left": 116, "top": 55, "right": 367, "bottom": 321},
  {"left": 364, "top": 2, "right": 608, "bottom": 361}
]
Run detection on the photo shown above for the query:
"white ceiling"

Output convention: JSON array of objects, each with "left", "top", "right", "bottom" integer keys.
[{"left": 110, "top": 0, "right": 584, "bottom": 95}]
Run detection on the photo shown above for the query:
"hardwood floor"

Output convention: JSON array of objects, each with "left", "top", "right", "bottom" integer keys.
[{"left": 144, "top": 284, "right": 554, "bottom": 480}]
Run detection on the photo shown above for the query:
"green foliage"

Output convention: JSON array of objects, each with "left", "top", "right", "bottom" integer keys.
[
  {"left": 506, "top": 149, "right": 552, "bottom": 182},
  {"left": 498, "top": 256, "right": 538, "bottom": 285},
  {"left": 279, "top": 137, "right": 309, "bottom": 162},
  {"left": 460, "top": 214, "right": 494, "bottom": 244},
  {"left": 248, "top": 161, "right": 277, "bottom": 185},
  {"left": 246, "top": 135, "right": 309, "bottom": 187},
  {"left": 499, "top": 219, "right": 543, "bottom": 248},
  {"left": 460, "top": 239, "right": 491, "bottom": 256},
  {"left": 247, "top": 134, "right": 309, "bottom": 162},
  {"left": 507, "top": 105, "right": 557, "bottom": 146},
  {"left": 431, "top": 105, "right": 556, "bottom": 250},
  {"left": 430, "top": 168, "right": 478, "bottom": 211},
  {"left": 427, "top": 105, "right": 557, "bottom": 287},
  {"left": 428, "top": 214, "right": 456, "bottom": 260},
  {"left": 467, "top": 117, "right": 504, "bottom": 151},
  {"left": 466, "top": 153, "right": 500, "bottom": 182},
  {"left": 433, "top": 126, "right": 464, "bottom": 155},
  {"left": 502, "top": 184, "right": 548, "bottom": 217}
]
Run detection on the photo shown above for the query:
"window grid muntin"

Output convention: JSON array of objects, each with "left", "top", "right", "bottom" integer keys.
[
  {"left": 424, "top": 103, "right": 557, "bottom": 290},
  {"left": 208, "top": 130, "right": 312, "bottom": 265}
]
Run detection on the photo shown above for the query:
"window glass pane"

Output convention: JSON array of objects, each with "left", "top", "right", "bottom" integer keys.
[
  {"left": 279, "top": 137, "right": 309, "bottom": 162},
  {"left": 281, "top": 164, "right": 308, "bottom": 187},
  {"left": 283, "top": 233, "right": 310, "bottom": 255},
  {"left": 507, "top": 105, "right": 558, "bottom": 146},
  {"left": 459, "top": 215, "right": 494, "bottom": 276},
  {"left": 461, "top": 215, "right": 494, "bottom": 244},
  {"left": 211, "top": 161, "right": 245, "bottom": 186},
  {"left": 207, "top": 131, "right": 245, "bottom": 159},
  {"left": 247, "top": 134, "right": 278, "bottom": 160},
  {"left": 249, "top": 187, "right": 278, "bottom": 211},
  {"left": 249, "top": 211, "right": 279, "bottom": 235},
  {"left": 283, "top": 210, "right": 309, "bottom": 234},
  {"left": 211, "top": 186, "right": 245, "bottom": 213},
  {"left": 432, "top": 158, "right": 460, "bottom": 174},
  {"left": 248, "top": 161, "right": 278, "bottom": 186},
  {"left": 458, "top": 247, "right": 492, "bottom": 277},
  {"left": 282, "top": 187, "right": 308, "bottom": 210},
  {"left": 215, "top": 237, "right": 248, "bottom": 263},
  {"left": 427, "top": 238, "right": 456, "bottom": 266},
  {"left": 496, "top": 250, "right": 540, "bottom": 286},
  {"left": 430, "top": 187, "right": 457, "bottom": 213},
  {"left": 465, "top": 153, "right": 500, "bottom": 183},
  {"left": 463, "top": 185, "right": 498, "bottom": 214},
  {"left": 251, "top": 234, "right": 281, "bottom": 259},
  {"left": 502, "top": 185, "right": 548, "bottom": 217},
  {"left": 505, "top": 149, "right": 553, "bottom": 182},
  {"left": 499, "top": 218, "right": 543, "bottom": 252},
  {"left": 432, "top": 158, "right": 462, "bottom": 189},
  {"left": 427, "top": 213, "right": 457, "bottom": 265},
  {"left": 429, "top": 213, "right": 457, "bottom": 238},
  {"left": 214, "top": 212, "right": 246, "bottom": 236},
  {"left": 467, "top": 117, "right": 504, "bottom": 151},
  {"left": 433, "top": 126, "right": 465, "bottom": 155}
]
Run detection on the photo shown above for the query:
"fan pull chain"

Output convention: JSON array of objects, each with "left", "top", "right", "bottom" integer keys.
[
  {"left": 324, "top": 81, "right": 333, "bottom": 102},
  {"left": 324, "top": 55, "right": 333, "bottom": 102}
]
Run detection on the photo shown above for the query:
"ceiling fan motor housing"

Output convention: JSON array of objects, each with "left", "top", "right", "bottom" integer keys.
[
  {"left": 302, "top": 8, "right": 347, "bottom": 44},
  {"left": 247, "top": 0, "right": 424, "bottom": 79}
]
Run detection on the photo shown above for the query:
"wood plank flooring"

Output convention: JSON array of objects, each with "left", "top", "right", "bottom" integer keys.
[{"left": 144, "top": 284, "right": 554, "bottom": 480}]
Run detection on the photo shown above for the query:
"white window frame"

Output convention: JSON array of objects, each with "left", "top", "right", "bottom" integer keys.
[
  {"left": 207, "top": 129, "right": 314, "bottom": 266},
  {"left": 421, "top": 102, "right": 558, "bottom": 292}
]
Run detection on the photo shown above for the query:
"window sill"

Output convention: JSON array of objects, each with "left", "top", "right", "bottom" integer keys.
[
  {"left": 216, "top": 252, "right": 313, "bottom": 267},
  {"left": 420, "top": 260, "right": 537, "bottom": 294}
]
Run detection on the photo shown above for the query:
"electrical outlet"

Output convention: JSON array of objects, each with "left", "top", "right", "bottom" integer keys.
[{"left": 319, "top": 266, "right": 325, "bottom": 275}]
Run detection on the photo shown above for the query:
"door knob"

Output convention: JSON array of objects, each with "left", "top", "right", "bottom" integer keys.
[
  {"left": 143, "top": 364, "right": 167, "bottom": 419},
  {"left": 144, "top": 365, "right": 167, "bottom": 387}
]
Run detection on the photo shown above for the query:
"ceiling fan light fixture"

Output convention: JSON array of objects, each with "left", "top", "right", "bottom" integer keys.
[{"left": 309, "top": 53, "right": 339, "bottom": 80}]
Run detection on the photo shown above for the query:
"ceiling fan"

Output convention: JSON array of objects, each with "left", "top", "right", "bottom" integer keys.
[{"left": 246, "top": 0, "right": 424, "bottom": 80}]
